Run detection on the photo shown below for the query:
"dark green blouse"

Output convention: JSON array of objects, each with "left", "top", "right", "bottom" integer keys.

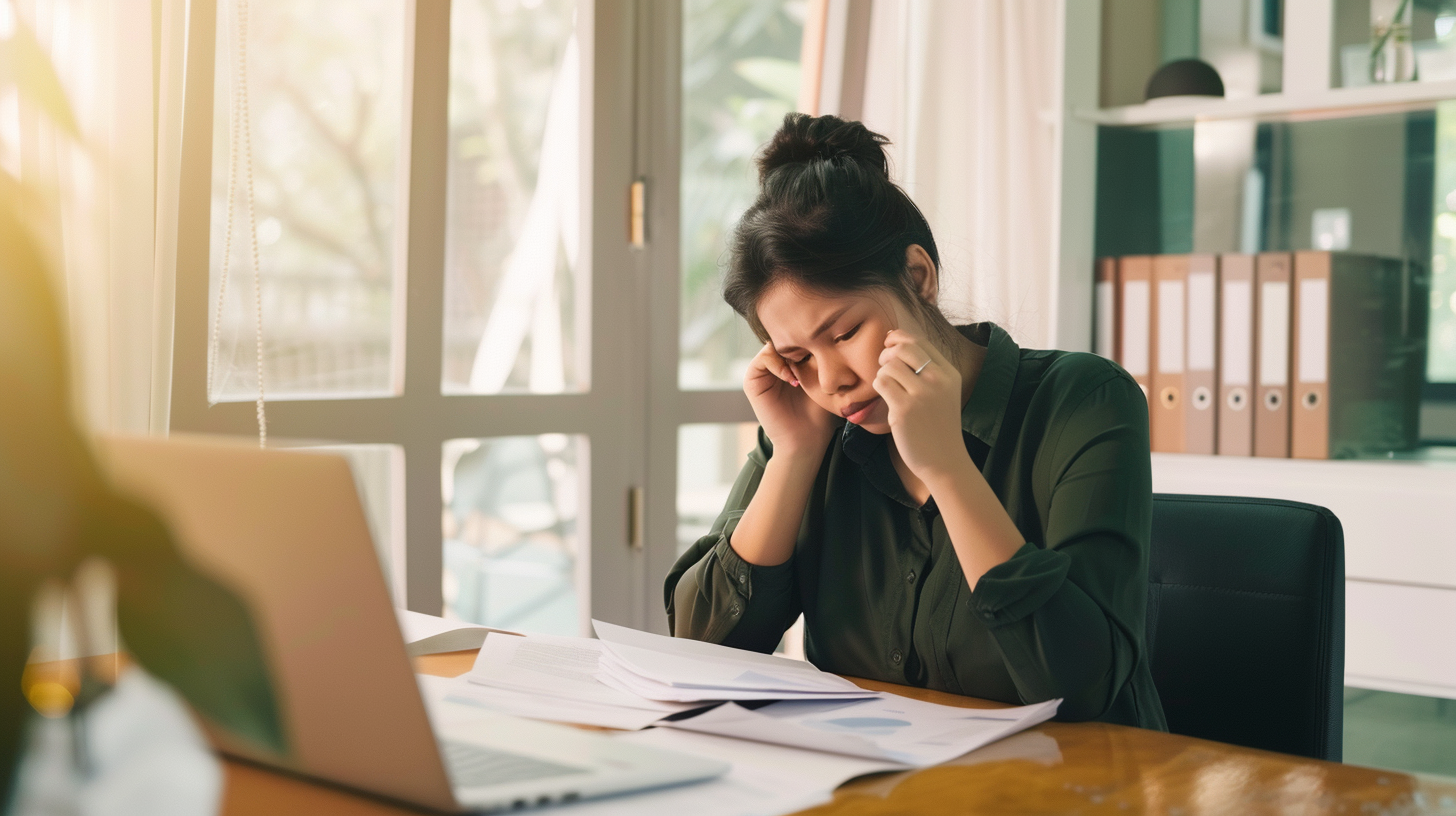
[{"left": 665, "top": 323, "right": 1167, "bottom": 729}]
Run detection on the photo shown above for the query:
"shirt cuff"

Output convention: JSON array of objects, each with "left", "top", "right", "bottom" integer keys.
[
  {"left": 969, "top": 542, "right": 1070, "bottom": 627},
  {"left": 713, "top": 517, "right": 795, "bottom": 600}
]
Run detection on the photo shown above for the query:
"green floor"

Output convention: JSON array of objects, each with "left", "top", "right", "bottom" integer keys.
[{"left": 1343, "top": 687, "right": 1456, "bottom": 777}]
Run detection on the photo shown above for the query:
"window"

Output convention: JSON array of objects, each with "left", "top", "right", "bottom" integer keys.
[
  {"left": 207, "top": 1, "right": 403, "bottom": 400},
  {"left": 442, "top": 0, "right": 584, "bottom": 396},
  {"left": 444, "top": 434, "right": 584, "bottom": 633},
  {"left": 171, "top": 0, "right": 819, "bottom": 634},
  {"left": 677, "top": 422, "right": 758, "bottom": 553}
]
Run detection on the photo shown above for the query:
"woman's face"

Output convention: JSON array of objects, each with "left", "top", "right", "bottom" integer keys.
[{"left": 756, "top": 280, "right": 922, "bottom": 435}]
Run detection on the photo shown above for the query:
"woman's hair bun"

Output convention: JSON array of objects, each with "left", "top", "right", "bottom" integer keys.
[{"left": 756, "top": 113, "right": 890, "bottom": 183}]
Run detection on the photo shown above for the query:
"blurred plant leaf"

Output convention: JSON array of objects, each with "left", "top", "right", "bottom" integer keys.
[
  {"left": 0, "top": 193, "right": 83, "bottom": 804},
  {"left": 0, "top": 15, "right": 79, "bottom": 139},
  {"left": 0, "top": 573, "right": 37, "bottom": 813},
  {"left": 0, "top": 189, "right": 78, "bottom": 580}
]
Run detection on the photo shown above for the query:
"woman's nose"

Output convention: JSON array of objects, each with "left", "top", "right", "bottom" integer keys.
[{"left": 817, "top": 356, "right": 856, "bottom": 393}]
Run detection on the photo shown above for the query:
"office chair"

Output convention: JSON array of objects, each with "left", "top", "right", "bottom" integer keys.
[{"left": 1147, "top": 493, "right": 1345, "bottom": 761}]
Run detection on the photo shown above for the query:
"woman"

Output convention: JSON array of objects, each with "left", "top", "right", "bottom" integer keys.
[{"left": 665, "top": 113, "right": 1166, "bottom": 729}]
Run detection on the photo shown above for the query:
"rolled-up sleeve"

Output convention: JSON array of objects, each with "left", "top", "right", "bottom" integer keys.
[
  {"left": 665, "top": 428, "right": 801, "bottom": 653},
  {"left": 969, "top": 371, "right": 1152, "bottom": 722}
]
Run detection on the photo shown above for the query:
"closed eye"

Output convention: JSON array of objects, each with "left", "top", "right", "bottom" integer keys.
[
  {"left": 834, "top": 323, "right": 862, "bottom": 343},
  {"left": 790, "top": 354, "right": 810, "bottom": 366}
]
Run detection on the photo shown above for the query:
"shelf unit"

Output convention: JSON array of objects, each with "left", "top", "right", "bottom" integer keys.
[
  {"left": 1081, "top": 78, "right": 1456, "bottom": 127},
  {"left": 1052, "top": 0, "right": 1456, "bottom": 699}
]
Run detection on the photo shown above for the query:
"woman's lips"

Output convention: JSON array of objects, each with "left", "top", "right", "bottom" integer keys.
[{"left": 842, "top": 397, "right": 881, "bottom": 424}]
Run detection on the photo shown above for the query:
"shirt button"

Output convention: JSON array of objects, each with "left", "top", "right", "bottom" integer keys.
[
  {"left": 729, "top": 604, "right": 741, "bottom": 616},
  {"left": 737, "top": 571, "right": 746, "bottom": 583},
  {"left": 890, "top": 649, "right": 903, "bottom": 666},
  {"left": 906, "top": 570, "right": 916, "bottom": 584}
]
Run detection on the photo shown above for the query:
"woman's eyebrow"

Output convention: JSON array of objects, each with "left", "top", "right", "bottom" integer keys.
[{"left": 773, "top": 306, "right": 852, "bottom": 354}]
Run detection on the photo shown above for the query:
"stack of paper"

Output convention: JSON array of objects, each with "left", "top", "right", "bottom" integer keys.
[
  {"left": 418, "top": 670, "right": 1063, "bottom": 816},
  {"left": 459, "top": 631, "right": 703, "bottom": 729},
  {"left": 414, "top": 677, "right": 903, "bottom": 816},
  {"left": 591, "top": 620, "right": 878, "bottom": 702},
  {"left": 444, "top": 621, "right": 1061, "bottom": 784},
  {"left": 585, "top": 621, "right": 1059, "bottom": 768}
]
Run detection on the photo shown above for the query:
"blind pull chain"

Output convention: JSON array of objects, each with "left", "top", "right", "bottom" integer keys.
[{"left": 209, "top": 0, "right": 267, "bottom": 447}]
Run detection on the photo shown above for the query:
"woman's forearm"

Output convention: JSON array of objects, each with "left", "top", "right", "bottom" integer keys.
[
  {"left": 924, "top": 457, "right": 1024, "bottom": 590},
  {"left": 728, "top": 450, "right": 823, "bottom": 566}
]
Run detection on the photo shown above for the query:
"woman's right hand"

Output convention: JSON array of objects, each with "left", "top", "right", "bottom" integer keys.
[{"left": 744, "top": 342, "right": 840, "bottom": 457}]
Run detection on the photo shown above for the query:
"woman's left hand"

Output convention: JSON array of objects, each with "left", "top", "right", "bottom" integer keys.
[{"left": 874, "top": 329, "right": 972, "bottom": 481}]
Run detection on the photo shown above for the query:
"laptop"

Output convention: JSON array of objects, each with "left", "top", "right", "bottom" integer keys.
[{"left": 97, "top": 434, "right": 726, "bottom": 813}]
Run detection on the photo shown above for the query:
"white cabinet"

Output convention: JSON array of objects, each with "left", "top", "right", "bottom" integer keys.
[{"left": 1346, "top": 581, "right": 1456, "bottom": 699}]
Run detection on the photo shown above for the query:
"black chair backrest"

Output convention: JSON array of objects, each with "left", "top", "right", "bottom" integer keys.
[{"left": 1147, "top": 494, "right": 1344, "bottom": 761}]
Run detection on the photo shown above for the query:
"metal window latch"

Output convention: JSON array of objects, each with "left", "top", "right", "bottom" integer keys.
[
  {"left": 629, "top": 179, "right": 647, "bottom": 248},
  {"left": 627, "top": 485, "right": 645, "bottom": 550}
]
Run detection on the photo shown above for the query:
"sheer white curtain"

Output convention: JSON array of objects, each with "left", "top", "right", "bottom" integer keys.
[
  {"left": 4, "top": 0, "right": 183, "bottom": 436},
  {"left": 856, "top": 0, "right": 1062, "bottom": 348}
]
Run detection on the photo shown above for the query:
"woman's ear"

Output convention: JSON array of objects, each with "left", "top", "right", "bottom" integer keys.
[{"left": 905, "top": 244, "right": 939, "bottom": 304}]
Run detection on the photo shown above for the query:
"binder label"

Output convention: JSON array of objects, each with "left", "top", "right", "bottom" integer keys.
[
  {"left": 1221, "top": 280, "right": 1252, "bottom": 386},
  {"left": 1187, "top": 272, "right": 1216, "bottom": 372},
  {"left": 1298, "top": 278, "right": 1329, "bottom": 384},
  {"left": 1122, "top": 280, "right": 1150, "bottom": 377},
  {"left": 1157, "top": 280, "right": 1186, "bottom": 374},
  {"left": 1259, "top": 281, "right": 1290, "bottom": 387}
]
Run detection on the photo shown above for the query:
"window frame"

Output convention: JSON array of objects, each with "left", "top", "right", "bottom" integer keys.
[{"left": 169, "top": 0, "right": 853, "bottom": 634}]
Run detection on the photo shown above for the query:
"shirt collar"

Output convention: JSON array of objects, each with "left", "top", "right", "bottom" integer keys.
[
  {"left": 957, "top": 322, "right": 1019, "bottom": 447},
  {"left": 841, "top": 322, "right": 1019, "bottom": 465}
]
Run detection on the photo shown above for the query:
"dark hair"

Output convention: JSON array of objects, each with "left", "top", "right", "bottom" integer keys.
[{"left": 724, "top": 113, "right": 958, "bottom": 351}]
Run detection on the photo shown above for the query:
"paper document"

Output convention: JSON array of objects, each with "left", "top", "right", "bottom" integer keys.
[
  {"left": 592, "top": 620, "right": 878, "bottom": 702},
  {"left": 468, "top": 632, "right": 698, "bottom": 714},
  {"left": 423, "top": 674, "right": 673, "bottom": 731},
  {"left": 557, "top": 728, "right": 902, "bottom": 816},
  {"left": 593, "top": 660, "right": 877, "bottom": 703},
  {"left": 666, "top": 695, "right": 1061, "bottom": 767},
  {"left": 395, "top": 609, "right": 517, "bottom": 657}
]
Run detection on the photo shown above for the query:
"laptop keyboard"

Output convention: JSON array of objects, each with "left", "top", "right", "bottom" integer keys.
[{"left": 442, "top": 741, "right": 589, "bottom": 789}]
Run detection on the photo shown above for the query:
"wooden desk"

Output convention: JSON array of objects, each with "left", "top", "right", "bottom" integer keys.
[{"left": 219, "top": 651, "right": 1456, "bottom": 815}]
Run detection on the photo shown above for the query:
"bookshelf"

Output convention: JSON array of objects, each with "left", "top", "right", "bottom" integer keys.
[{"left": 1055, "top": 1, "right": 1456, "bottom": 698}]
